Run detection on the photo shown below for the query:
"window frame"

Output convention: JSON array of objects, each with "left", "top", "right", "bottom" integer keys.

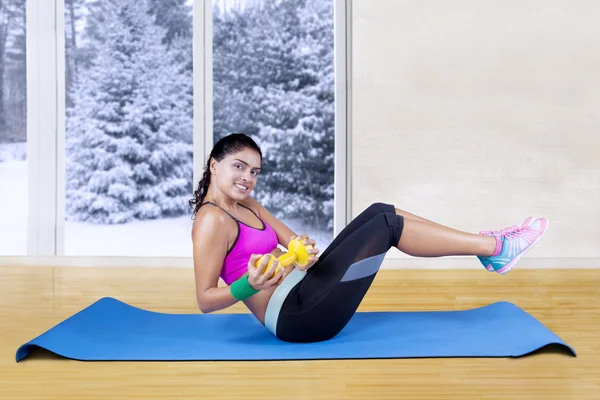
[{"left": 0, "top": 0, "right": 350, "bottom": 267}]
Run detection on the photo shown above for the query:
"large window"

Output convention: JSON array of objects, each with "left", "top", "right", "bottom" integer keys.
[
  {"left": 0, "top": 0, "right": 27, "bottom": 256},
  {"left": 212, "top": 0, "right": 335, "bottom": 250},
  {"left": 0, "top": 0, "right": 345, "bottom": 262},
  {"left": 63, "top": 0, "right": 194, "bottom": 256}
]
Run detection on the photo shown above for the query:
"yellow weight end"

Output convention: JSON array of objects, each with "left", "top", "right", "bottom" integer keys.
[
  {"left": 256, "top": 254, "right": 276, "bottom": 275},
  {"left": 287, "top": 239, "right": 310, "bottom": 267}
]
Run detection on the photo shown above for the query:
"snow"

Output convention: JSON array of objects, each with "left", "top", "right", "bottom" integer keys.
[
  {"left": 0, "top": 0, "right": 336, "bottom": 259},
  {"left": 67, "top": 211, "right": 330, "bottom": 257},
  {"left": 0, "top": 142, "right": 26, "bottom": 162},
  {"left": 65, "top": 213, "right": 194, "bottom": 257},
  {"left": 0, "top": 146, "right": 332, "bottom": 257},
  {"left": 0, "top": 159, "right": 27, "bottom": 255}
]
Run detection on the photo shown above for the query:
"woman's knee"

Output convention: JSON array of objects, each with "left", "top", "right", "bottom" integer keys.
[
  {"left": 366, "top": 202, "right": 395, "bottom": 215},
  {"left": 383, "top": 212, "right": 404, "bottom": 247}
]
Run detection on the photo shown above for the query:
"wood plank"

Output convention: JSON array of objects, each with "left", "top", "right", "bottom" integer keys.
[{"left": 1, "top": 266, "right": 598, "bottom": 399}]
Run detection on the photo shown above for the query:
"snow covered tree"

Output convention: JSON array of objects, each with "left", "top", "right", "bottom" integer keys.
[
  {"left": 65, "top": 0, "right": 193, "bottom": 224},
  {"left": 212, "top": 0, "right": 335, "bottom": 231},
  {"left": 212, "top": 4, "right": 261, "bottom": 139},
  {"left": 1, "top": 0, "right": 26, "bottom": 143},
  {"left": 148, "top": 0, "right": 192, "bottom": 47}
]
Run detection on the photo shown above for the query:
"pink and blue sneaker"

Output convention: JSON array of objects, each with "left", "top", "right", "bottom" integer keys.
[
  {"left": 477, "top": 217, "right": 548, "bottom": 274},
  {"left": 477, "top": 217, "right": 535, "bottom": 271}
]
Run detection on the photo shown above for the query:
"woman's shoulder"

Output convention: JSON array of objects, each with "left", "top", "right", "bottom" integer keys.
[{"left": 191, "top": 203, "right": 233, "bottom": 239}]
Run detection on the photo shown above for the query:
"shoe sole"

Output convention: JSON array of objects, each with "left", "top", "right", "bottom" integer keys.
[{"left": 495, "top": 218, "right": 549, "bottom": 275}]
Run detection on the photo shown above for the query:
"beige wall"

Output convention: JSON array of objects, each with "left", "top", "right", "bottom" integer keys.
[{"left": 351, "top": 0, "right": 600, "bottom": 267}]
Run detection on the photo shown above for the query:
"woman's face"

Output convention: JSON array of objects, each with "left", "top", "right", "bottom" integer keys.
[{"left": 211, "top": 148, "right": 262, "bottom": 200}]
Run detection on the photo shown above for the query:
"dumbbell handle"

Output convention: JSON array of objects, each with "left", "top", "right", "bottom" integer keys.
[{"left": 256, "top": 240, "right": 313, "bottom": 276}]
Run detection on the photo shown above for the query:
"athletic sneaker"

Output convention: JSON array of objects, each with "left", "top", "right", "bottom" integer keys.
[
  {"left": 483, "top": 217, "right": 549, "bottom": 275},
  {"left": 477, "top": 217, "right": 535, "bottom": 271}
]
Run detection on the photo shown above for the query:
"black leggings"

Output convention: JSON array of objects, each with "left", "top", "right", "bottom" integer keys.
[{"left": 268, "top": 202, "right": 404, "bottom": 343}]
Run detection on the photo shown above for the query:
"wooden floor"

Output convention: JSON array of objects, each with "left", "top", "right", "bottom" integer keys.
[{"left": 1, "top": 266, "right": 598, "bottom": 399}]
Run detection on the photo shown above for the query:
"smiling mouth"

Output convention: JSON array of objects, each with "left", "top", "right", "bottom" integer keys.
[{"left": 235, "top": 183, "right": 249, "bottom": 191}]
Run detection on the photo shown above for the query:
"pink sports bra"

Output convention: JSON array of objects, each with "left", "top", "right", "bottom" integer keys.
[{"left": 200, "top": 201, "right": 279, "bottom": 285}]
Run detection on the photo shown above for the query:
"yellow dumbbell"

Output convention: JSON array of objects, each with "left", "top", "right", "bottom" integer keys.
[{"left": 256, "top": 239, "right": 313, "bottom": 277}]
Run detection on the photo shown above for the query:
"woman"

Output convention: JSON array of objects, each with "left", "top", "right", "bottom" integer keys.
[{"left": 189, "top": 133, "right": 548, "bottom": 343}]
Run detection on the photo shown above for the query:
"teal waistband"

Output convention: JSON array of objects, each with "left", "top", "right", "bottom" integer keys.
[{"left": 264, "top": 268, "right": 307, "bottom": 337}]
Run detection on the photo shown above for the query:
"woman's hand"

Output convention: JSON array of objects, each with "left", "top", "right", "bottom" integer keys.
[
  {"left": 247, "top": 253, "right": 286, "bottom": 291},
  {"left": 290, "top": 234, "right": 320, "bottom": 271}
]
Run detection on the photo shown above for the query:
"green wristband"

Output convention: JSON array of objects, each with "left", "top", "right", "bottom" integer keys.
[{"left": 230, "top": 274, "right": 259, "bottom": 301}]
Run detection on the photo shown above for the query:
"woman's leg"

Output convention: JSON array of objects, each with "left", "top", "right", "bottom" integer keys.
[
  {"left": 276, "top": 211, "right": 404, "bottom": 342},
  {"left": 314, "top": 202, "right": 395, "bottom": 261},
  {"left": 394, "top": 207, "right": 473, "bottom": 232},
  {"left": 397, "top": 218, "right": 497, "bottom": 257},
  {"left": 319, "top": 202, "right": 492, "bottom": 259},
  {"left": 321, "top": 202, "right": 497, "bottom": 258},
  {"left": 274, "top": 204, "right": 545, "bottom": 342},
  {"left": 316, "top": 202, "right": 482, "bottom": 261}
]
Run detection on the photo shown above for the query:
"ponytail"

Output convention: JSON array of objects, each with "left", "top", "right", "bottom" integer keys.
[{"left": 190, "top": 159, "right": 212, "bottom": 217}]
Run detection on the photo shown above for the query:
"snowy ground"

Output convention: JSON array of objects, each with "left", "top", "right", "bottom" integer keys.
[
  {"left": 0, "top": 143, "right": 332, "bottom": 257},
  {"left": 0, "top": 159, "right": 27, "bottom": 255},
  {"left": 0, "top": 142, "right": 26, "bottom": 162}
]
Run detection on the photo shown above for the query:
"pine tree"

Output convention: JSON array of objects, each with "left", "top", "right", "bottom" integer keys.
[
  {"left": 65, "top": 0, "right": 193, "bottom": 224},
  {"left": 147, "top": 0, "right": 192, "bottom": 46},
  {"left": 212, "top": 4, "right": 258, "bottom": 139},
  {"left": 1, "top": 0, "right": 26, "bottom": 143},
  {"left": 250, "top": 0, "right": 335, "bottom": 232},
  {"left": 212, "top": 0, "right": 335, "bottom": 231}
]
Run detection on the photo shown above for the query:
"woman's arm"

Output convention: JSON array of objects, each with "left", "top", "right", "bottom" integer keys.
[
  {"left": 198, "top": 249, "right": 286, "bottom": 313},
  {"left": 192, "top": 207, "right": 241, "bottom": 313}
]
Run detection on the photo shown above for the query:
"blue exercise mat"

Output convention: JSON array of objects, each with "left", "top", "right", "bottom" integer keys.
[{"left": 16, "top": 297, "right": 575, "bottom": 361}]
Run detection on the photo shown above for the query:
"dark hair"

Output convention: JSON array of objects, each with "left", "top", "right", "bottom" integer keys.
[{"left": 189, "top": 133, "right": 262, "bottom": 217}]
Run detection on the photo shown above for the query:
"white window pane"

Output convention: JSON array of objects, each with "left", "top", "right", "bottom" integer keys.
[
  {"left": 211, "top": 0, "right": 335, "bottom": 251},
  {"left": 63, "top": 0, "right": 194, "bottom": 257},
  {"left": 0, "top": 0, "right": 27, "bottom": 256}
]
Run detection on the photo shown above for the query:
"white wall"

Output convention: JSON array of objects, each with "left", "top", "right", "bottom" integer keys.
[{"left": 351, "top": 0, "right": 600, "bottom": 267}]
